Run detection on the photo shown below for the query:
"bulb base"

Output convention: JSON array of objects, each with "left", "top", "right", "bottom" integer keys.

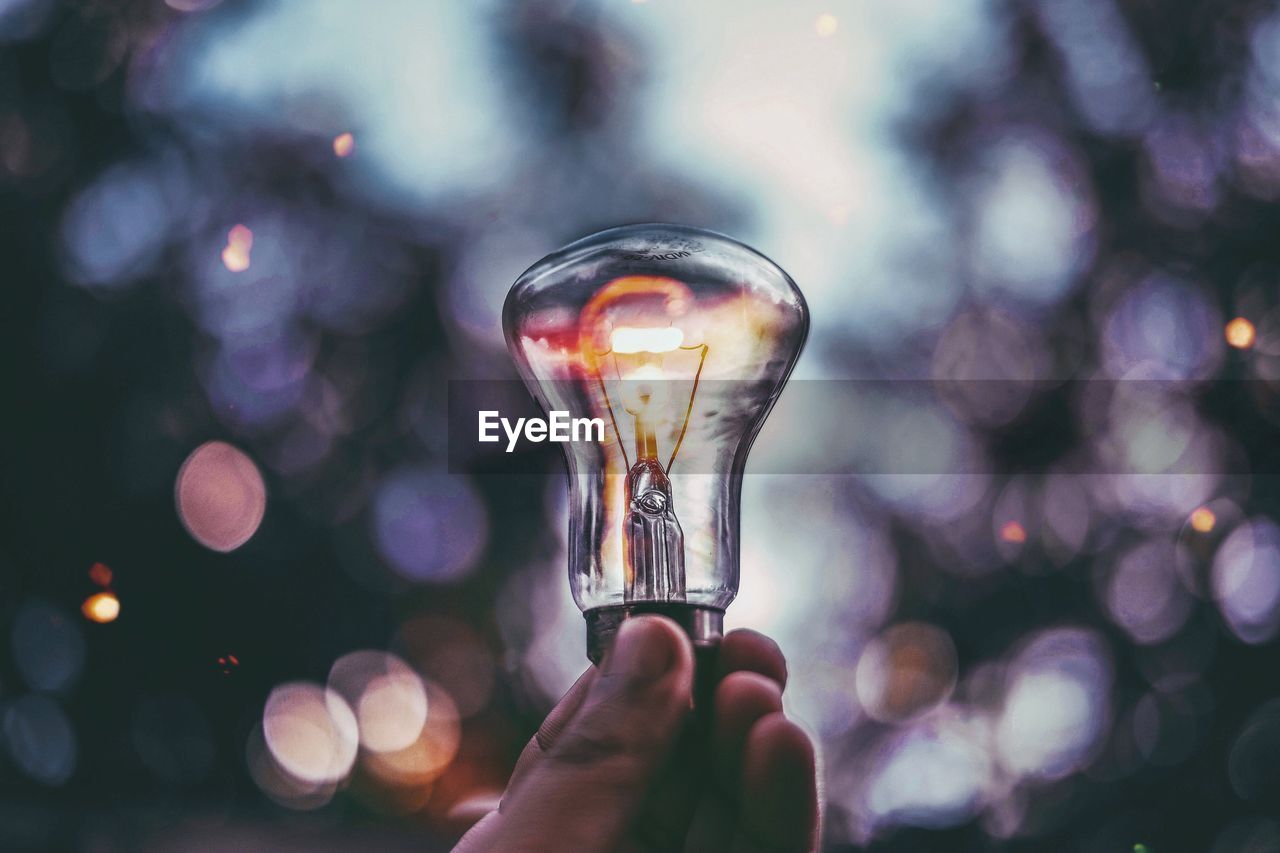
[{"left": 584, "top": 603, "right": 724, "bottom": 666}]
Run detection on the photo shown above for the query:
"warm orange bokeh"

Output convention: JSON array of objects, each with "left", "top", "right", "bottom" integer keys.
[
  {"left": 1000, "top": 520, "right": 1028, "bottom": 544},
  {"left": 1225, "top": 317, "right": 1256, "bottom": 349},
  {"left": 1190, "top": 506, "right": 1216, "bottom": 533},
  {"left": 221, "top": 224, "right": 254, "bottom": 272},
  {"left": 88, "top": 561, "right": 113, "bottom": 587},
  {"left": 82, "top": 591, "right": 120, "bottom": 623}
]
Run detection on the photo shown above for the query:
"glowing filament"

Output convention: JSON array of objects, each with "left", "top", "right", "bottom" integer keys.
[{"left": 610, "top": 326, "right": 684, "bottom": 354}]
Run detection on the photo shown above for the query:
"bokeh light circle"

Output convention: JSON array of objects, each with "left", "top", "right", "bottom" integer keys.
[
  {"left": 370, "top": 468, "right": 488, "bottom": 583},
  {"left": 261, "top": 682, "right": 358, "bottom": 785},
  {"left": 1102, "top": 540, "right": 1194, "bottom": 645},
  {"left": 3, "top": 695, "right": 76, "bottom": 786},
  {"left": 175, "top": 440, "right": 267, "bottom": 552},
  {"left": 1212, "top": 518, "right": 1280, "bottom": 644},
  {"left": 12, "top": 599, "right": 85, "bottom": 693},
  {"left": 327, "top": 650, "right": 428, "bottom": 754},
  {"left": 995, "top": 628, "right": 1112, "bottom": 780},
  {"left": 855, "top": 622, "right": 959, "bottom": 724},
  {"left": 360, "top": 682, "right": 461, "bottom": 789}
]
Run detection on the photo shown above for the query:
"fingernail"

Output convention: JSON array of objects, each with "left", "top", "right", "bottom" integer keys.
[{"left": 606, "top": 617, "right": 675, "bottom": 682}]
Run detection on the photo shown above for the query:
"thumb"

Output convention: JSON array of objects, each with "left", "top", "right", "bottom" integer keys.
[{"left": 492, "top": 615, "right": 695, "bottom": 851}]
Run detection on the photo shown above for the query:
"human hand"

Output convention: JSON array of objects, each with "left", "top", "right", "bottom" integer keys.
[{"left": 454, "top": 615, "right": 818, "bottom": 852}]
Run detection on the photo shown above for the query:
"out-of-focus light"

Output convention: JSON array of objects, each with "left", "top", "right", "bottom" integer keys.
[
  {"left": 332, "top": 132, "right": 355, "bottom": 157},
  {"left": 1101, "top": 274, "right": 1224, "bottom": 380},
  {"left": 993, "top": 482, "right": 1039, "bottom": 562},
  {"left": 1191, "top": 506, "right": 1217, "bottom": 533},
  {"left": 228, "top": 223, "right": 253, "bottom": 248},
  {"left": 88, "top": 561, "right": 113, "bottom": 586},
  {"left": 814, "top": 13, "right": 838, "bottom": 37},
  {"left": 81, "top": 592, "right": 120, "bottom": 623},
  {"left": 735, "top": 478, "right": 896, "bottom": 634},
  {"left": 0, "top": 0, "right": 59, "bottom": 42},
  {"left": 159, "top": 0, "right": 513, "bottom": 206},
  {"left": 175, "top": 441, "right": 267, "bottom": 553},
  {"left": 395, "top": 615, "right": 496, "bottom": 718},
  {"left": 1042, "top": 472, "right": 1092, "bottom": 565},
  {"left": 932, "top": 309, "right": 1047, "bottom": 427},
  {"left": 12, "top": 600, "right": 85, "bottom": 693},
  {"left": 1228, "top": 699, "right": 1280, "bottom": 801},
  {"left": 1102, "top": 540, "right": 1192, "bottom": 645},
  {"left": 856, "top": 399, "right": 985, "bottom": 521},
  {"left": 200, "top": 332, "right": 315, "bottom": 432},
  {"left": 220, "top": 244, "right": 249, "bottom": 272},
  {"left": 164, "top": 0, "right": 223, "bottom": 11},
  {"left": 220, "top": 224, "right": 253, "bottom": 272},
  {"left": 262, "top": 682, "right": 358, "bottom": 785},
  {"left": 999, "top": 671, "right": 1094, "bottom": 777},
  {"left": 502, "top": 563, "right": 590, "bottom": 707},
  {"left": 1212, "top": 518, "right": 1280, "bottom": 644},
  {"left": 358, "top": 675, "right": 428, "bottom": 752},
  {"left": 999, "top": 521, "right": 1027, "bottom": 544},
  {"left": 1034, "top": 0, "right": 1155, "bottom": 136},
  {"left": 1226, "top": 317, "right": 1257, "bottom": 349},
  {"left": 328, "top": 651, "right": 428, "bottom": 754},
  {"left": 188, "top": 212, "right": 317, "bottom": 342},
  {"left": 246, "top": 723, "right": 338, "bottom": 811},
  {"left": 371, "top": 468, "right": 488, "bottom": 583},
  {"left": 970, "top": 135, "right": 1095, "bottom": 306},
  {"left": 60, "top": 159, "right": 176, "bottom": 292},
  {"left": 445, "top": 226, "right": 554, "bottom": 347},
  {"left": 856, "top": 622, "right": 958, "bottom": 724},
  {"left": 2, "top": 695, "right": 76, "bottom": 786},
  {"left": 361, "top": 682, "right": 460, "bottom": 789},
  {"left": 863, "top": 711, "right": 994, "bottom": 832},
  {"left": 1177, "top": 499, "right": 1244, "bottom": 594},
  {"left": 1141, "top": 118, "right": 1221, "bottom": 216},
  {"left": 996, "top": 628, "right": 1111, "bottom": 780},
  {"left": 735, "top": 477, "right": 897, "bottom": 736}
]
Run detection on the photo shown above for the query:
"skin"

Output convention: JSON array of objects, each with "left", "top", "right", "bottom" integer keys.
[{"left": 455, "top": 616, "right": 819, "bottom": 852}]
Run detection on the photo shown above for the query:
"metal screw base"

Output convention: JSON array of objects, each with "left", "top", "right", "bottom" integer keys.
[{"left": 584, "top": 603, "right": 724, "bottom": 666}]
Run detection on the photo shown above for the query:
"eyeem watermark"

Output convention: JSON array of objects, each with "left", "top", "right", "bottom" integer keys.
[{"left": 479, "top": 410, "right": 605, "bottom": 452}]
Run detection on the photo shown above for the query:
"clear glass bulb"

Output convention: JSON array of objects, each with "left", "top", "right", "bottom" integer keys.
[{"left": 504, "top": 224, "right": 808, "bottom": 661}]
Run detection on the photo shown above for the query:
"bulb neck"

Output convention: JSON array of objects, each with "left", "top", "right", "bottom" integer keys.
[{"left": 584, "top": 603, "right": 724, "bottom": 666}]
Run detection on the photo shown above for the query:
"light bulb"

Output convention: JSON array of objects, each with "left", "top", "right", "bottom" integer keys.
[{"left": 505, "top": 224, "right": 808, "bottom": 662}]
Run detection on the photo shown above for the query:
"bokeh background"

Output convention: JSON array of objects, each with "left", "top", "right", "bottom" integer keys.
[{"left": 5, "top": 0, "right": 1280, "bottom": 849}]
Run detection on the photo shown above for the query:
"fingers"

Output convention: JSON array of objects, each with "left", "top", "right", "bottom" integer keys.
[
  {"left": 733, "top": 714, "right": 818, "bottom": 853},
  {"left": 503, "top": 667, "right": 596, "bottom": 797},
  {"left": 686, "top": 673, "right": 790, "bottom": 853},
  {"left": 493, "top": 615, "right": 695, "bottom": 852},
  {"left": 713, "top": 671, "right": 784, "bottom": 788},
  {"left": 719, "top": 629, "right": 787, "bottom": 689}
]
